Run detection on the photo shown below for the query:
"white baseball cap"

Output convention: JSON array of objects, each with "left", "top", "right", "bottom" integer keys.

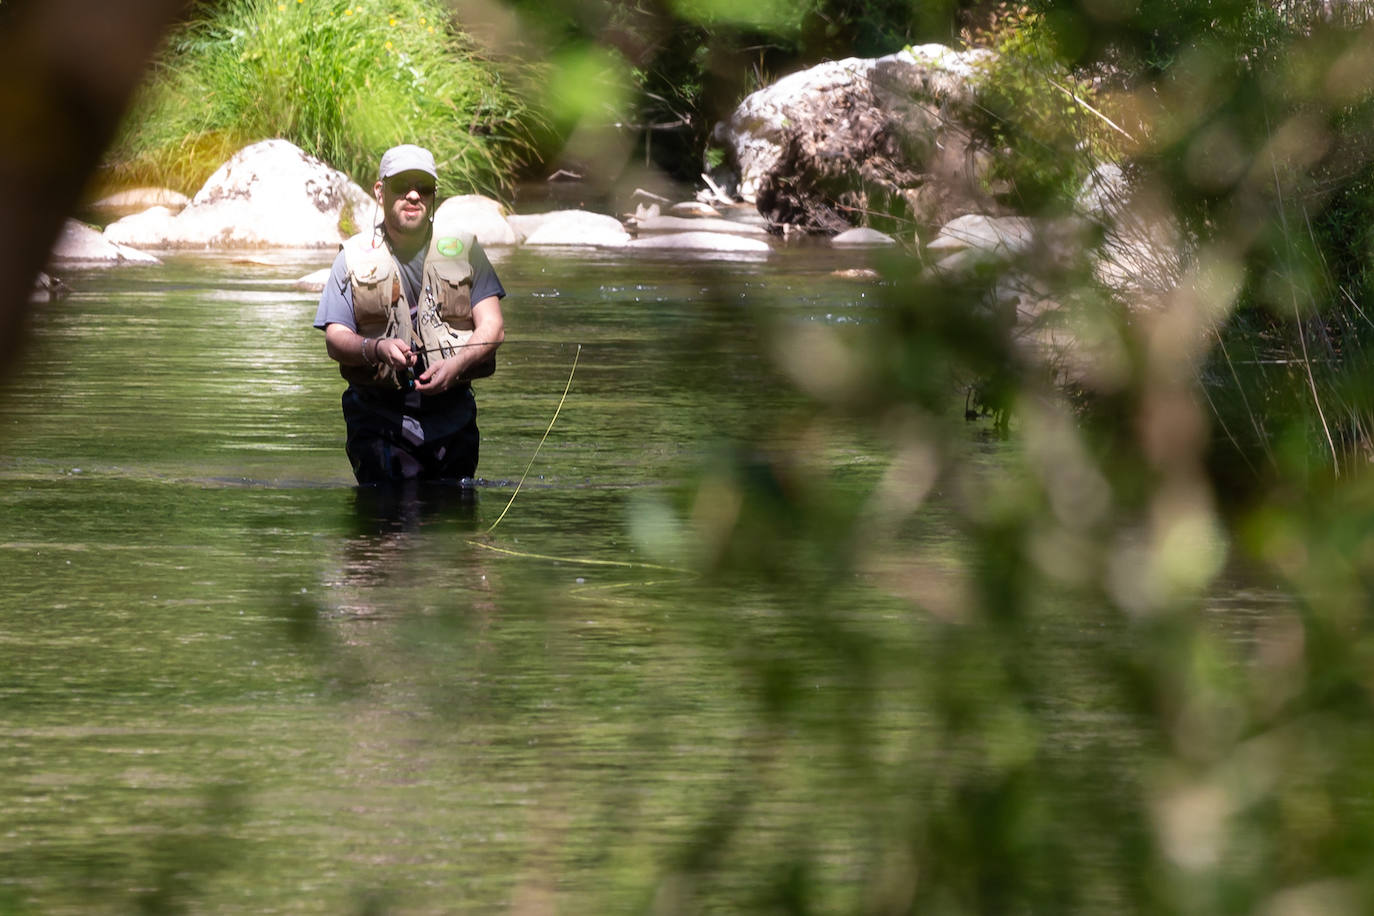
[{"left": 378, "top": 144, "right": 437, "bottom": 180}]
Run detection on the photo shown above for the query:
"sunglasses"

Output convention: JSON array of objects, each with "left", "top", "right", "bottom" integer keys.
[{"left": 385, "top": 177, "right": 436, "bottom": 196}]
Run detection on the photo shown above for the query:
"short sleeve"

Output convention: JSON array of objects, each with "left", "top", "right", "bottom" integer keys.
[
  {"left": 312, "top": 249, "right": 355, "bottom": 331},
  {"left": 468, "top": 241, "right": 506, "bottom": 304}
]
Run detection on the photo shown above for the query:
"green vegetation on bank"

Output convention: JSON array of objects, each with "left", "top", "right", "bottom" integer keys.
[
  {"left": 103, "top": 0, "right": 540, "bottom": 197},
  {"left": 963, "top": 6, "right": 1119, "bottom": 212}
]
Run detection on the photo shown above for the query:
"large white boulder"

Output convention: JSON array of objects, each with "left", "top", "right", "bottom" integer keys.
[
  {"left": 522, "top": 210, "right": 630, "bottom": 247},
  {"left": 104, "top": 140, "right": 373, "bottom": 249},
  {"left": 712, "top": 45, "right": 995, "bottom": 230},
  {"left": 50, "top": 220, "right": 160, "bottom": 265},
  {"left": 434, "top": 194, "right": 517, "bottom": 247}
]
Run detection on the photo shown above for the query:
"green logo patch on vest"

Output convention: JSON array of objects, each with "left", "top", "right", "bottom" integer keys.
[{"left": 436, "top": 237, "right": 464, "bottom": 257}]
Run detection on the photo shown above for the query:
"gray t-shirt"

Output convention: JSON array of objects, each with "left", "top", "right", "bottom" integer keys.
[{"left": 312, "top": 231, "right": 506, "bottom": 333}]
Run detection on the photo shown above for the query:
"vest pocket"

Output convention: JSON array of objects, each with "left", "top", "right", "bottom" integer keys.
[
  {"left": 349, "top": 274, "right": 394, "bottom": 333},
  {"left": 426, "top": 260, "right": 473, "bottom": 325}
]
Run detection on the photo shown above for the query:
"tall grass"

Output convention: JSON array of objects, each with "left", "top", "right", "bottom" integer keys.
[{"left": 102, "top": 0, "right": 541, "bottom": 198}]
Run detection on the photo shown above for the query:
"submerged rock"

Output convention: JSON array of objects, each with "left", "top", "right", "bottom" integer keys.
[
  {"left": 32, "top": 271, "right": 70, "bottom": 300},
  {"left": 50, "top": 220, "right": 160, "bottom": 265},
  {"left": 669, "top": 201, "right": 720, "bottom": 218}
]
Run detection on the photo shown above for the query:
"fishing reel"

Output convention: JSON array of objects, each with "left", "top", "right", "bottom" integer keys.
[{"left": 399, "top": 351, "right": 428, "bottom": 392}]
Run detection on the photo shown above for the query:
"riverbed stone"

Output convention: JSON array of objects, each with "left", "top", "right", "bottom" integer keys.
[
  {"left": 1073, "top": 165, "right": 1182, "bottom": 295},
  {"left": 832, "top": 227, "right": 897, "bottom": 246},
  {"left": 103, "top": 139, "right": 373, "bottom": 249},
  {"left": 505, "top": 213, "right": 547, "bottom": 244},
  {"left": 630, "top": 214, "right": 768, "bottom": 236},
  {"left": 669, "top": 201, "right": 720, "bottom": 218},
  {"left": 522, "top": 210, "right": 630, "bottom": 247},
  {"left": 624, "top": 231, "right": 770, "bottom": 253},
  {"left": 434, "top": 195, "right": 517, "bottom": 247},
  {"left": 85, "top": 187, "right": 190, "bottom": 223},
  {"left": 51, "top": 219, "right": 160, "bottom": 265},
  {"left": 32, "top": 271, "right": 70, "bottom": 300},
  {"left": 927, "top": 214, "right": 1036, "bottom": 256},
  {"left": 1077, "top": 163, "right": 1128, "bottom": 220},
  {"left": 294, "top": 268, "right": 332, "bottom": 293}
]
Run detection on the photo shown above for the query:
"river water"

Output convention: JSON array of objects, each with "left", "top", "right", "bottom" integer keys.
[
  {"left": 0, "top": 245, "right": 1287, "bottom": 913},
  {"left": 0, "top": 244, "right": 918, "bottom": 913}
]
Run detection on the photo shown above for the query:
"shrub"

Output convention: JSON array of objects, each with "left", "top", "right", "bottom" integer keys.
[
  {"left": 102, "top": 0, "right": 540, "bottom": 198},
  {"left": 962, "top": 4, "right": 1121, "bottom": 212}
]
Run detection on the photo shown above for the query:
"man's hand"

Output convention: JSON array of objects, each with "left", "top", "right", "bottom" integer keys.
[
  {"left": 375, "top": 337, "right": 415, "bottom": 369},
  {"left": 413, "top": 295, "right": 505, "bottom": 394},
  {"left": 324, "top": 323, "right": 415, "bottom": 370},
  {"left": 414, "top": 355, "right": 465, "bottom": 394}
]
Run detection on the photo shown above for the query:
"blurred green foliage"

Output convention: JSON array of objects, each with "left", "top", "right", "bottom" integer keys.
[
  {"left": 614, "top": 0, "right": 1374, "bottom": 911},
  {"left": 60, "top": 0, "right": 1374, "bottom": 911}
]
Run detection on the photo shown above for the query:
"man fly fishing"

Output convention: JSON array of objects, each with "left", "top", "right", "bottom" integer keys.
[{"left": 313, "top": 144, "right": 506, "bottom": 485}]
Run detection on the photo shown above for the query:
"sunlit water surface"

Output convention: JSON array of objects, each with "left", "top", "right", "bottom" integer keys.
[{"left": 0, "top": 245, "right": 1280, "bottom": 913}]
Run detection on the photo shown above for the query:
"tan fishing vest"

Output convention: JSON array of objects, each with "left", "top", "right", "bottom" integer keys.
[{"left": 339, "top": 221, "right": 495, "bottom": 389}]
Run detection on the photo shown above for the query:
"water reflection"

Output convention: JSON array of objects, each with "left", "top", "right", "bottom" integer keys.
[{"left": 349, "top": 479, "right": 477, "bottom": 536}]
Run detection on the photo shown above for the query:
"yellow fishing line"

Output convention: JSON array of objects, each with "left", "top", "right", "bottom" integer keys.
[
  {"left": 484, "top": 344, "right": 581, "bottom": 535},
  {"left": 464, "top": 536, "right": 692, "bottom": 575},
  {"left": 466, "top": 343, "right": 695, "bottom": 579}
]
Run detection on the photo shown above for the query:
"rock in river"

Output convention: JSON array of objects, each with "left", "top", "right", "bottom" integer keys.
[{"left": 104, "top": 139, "right": 373, "bottom": 249}]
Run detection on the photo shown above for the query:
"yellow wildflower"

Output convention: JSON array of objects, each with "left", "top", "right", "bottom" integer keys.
[
  {"left": 345, "top": 7, "right": 353, "bottom": 15},
  {"left": 384, "top": 40, "right": 392, "bottom": 50},
  {"left": 419, "top": 16, "right": 426, "bottom": 24},
  {"left": 389, "top": 17, "right": 397, "bottom": 25}
]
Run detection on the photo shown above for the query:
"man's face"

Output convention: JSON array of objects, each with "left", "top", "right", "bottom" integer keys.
[{"left": 375, "top": 170, "right": 436, "bottom": 241}]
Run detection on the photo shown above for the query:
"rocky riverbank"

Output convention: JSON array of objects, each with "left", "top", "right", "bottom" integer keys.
[{"left": 47, "top": 45, "right": 1177, "bottom": 312}]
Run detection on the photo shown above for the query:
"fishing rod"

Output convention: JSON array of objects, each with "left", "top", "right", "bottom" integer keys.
[{"left": 381, "top": 338, "right": 495, "bottom": 390}]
